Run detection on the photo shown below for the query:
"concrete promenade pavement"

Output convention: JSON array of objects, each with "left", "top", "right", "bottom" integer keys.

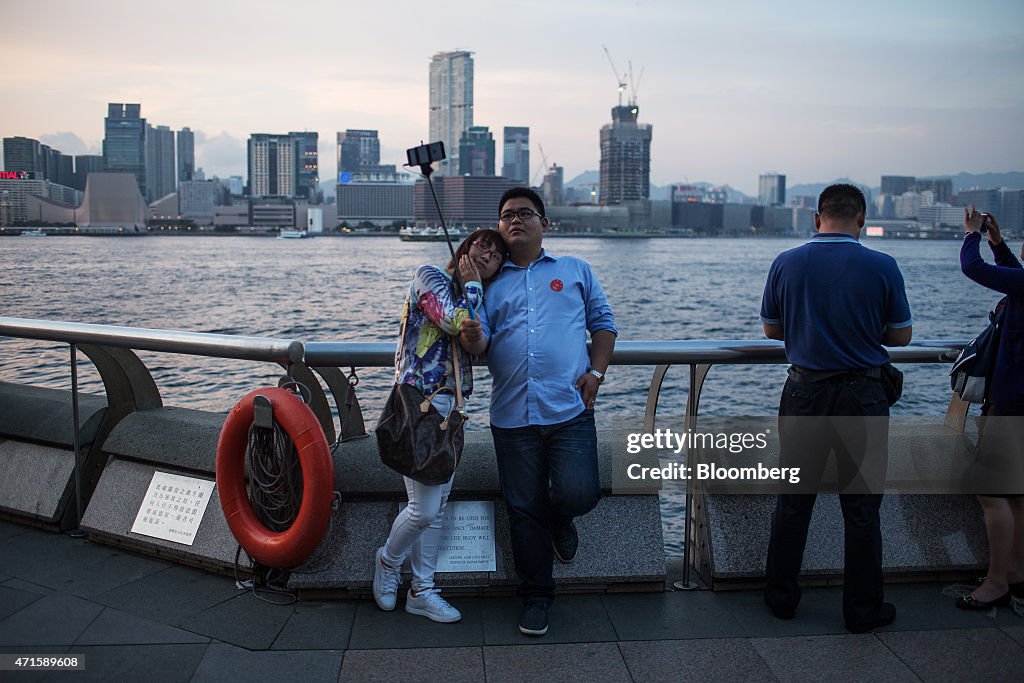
[{"left": 2, "top": 520, "right": 1023, "bottom": 682}]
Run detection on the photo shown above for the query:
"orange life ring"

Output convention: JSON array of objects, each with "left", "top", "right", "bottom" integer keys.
[{"left": 216, "top": 387, "right": 333, "bottom": 568}]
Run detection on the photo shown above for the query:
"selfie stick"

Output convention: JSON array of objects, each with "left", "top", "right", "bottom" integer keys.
[{"left": 407, "top": 142, "right": 475, "bottom": 320}]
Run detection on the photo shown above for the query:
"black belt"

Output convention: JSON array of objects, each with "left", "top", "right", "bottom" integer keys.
[{"left": 788, "top": 365, "right": 882, "bottom": 384}]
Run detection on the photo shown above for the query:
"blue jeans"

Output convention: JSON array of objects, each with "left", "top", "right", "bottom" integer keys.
[{"left": 490, "top": 409, "right": 601, "bottom": 602}]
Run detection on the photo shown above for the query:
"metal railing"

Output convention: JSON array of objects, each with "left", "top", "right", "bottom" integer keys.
[{"left": 1, "top": 317, "right": 968, "bottom": 582}]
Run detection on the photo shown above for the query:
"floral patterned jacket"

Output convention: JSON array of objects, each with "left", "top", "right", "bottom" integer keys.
[{"left": 395, "top": 265, "right": 483, "bottom": 398}]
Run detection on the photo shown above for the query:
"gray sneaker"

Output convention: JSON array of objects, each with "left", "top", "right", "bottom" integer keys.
[
  {"left": 372, "top": 547, "right": 401, "bottom": 611},
  {"left": 405, "top": 589, "right": 462, "bottom": 623}
]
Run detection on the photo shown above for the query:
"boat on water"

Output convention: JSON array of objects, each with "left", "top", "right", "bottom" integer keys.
[
  {"left": 277, "top": 229, "right": 309, "bottom": 239},
  {"left": 399, "top": 226, "right": 465, "bottom": 242},
  {"left": 20, "top": 229, "right": 47, "bottom": 237}
]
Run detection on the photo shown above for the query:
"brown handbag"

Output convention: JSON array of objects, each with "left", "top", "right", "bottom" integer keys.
[{"left": 375, "top": 320, "right": 466, "bottom": 485}]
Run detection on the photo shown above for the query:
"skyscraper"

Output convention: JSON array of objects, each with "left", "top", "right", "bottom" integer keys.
[
  {"left": 177, "top": 127, "right": 195, "bottom": 182},
  {"left": 337, "top": 129, "right": 381, "bottom": 174},
  {"left": 103, "top": 103, "right": 147, "bottom": 198},
  {"left": 74, "top": 155, "right": 104, "bottom": 192},
  {"left": 881, "top": 175, "right": 915, "bottom": 197},
  {"left": 3, "top": 137, "right": 43, "bottom": 178},
  {"left": 458, "top": 126, "right": 495, "bottom": 176},
  {"left": 290, "top": 132, "right": 320, "bottom": 202},
  {"left": 145, "top": 124, "right": 176, "bottom": 201},
  {"left": 599, "top": 105, "right": 652, "bottom": 205},
  {"left": 247, "top": 134, "right": 297, "bottom": 197},
  {"left": 758, "top": 173, "right": 786, "bottom": 206},
  {"left": 428, "top": 50, "right": 474, "bottom": 176},
  {"left": 502, "top": 127, "right": 529, "bottom": 184}
]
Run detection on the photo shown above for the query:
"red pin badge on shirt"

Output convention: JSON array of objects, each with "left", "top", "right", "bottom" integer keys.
[{"left": 550, "top": 279, "right": 563, "bottom": 292}]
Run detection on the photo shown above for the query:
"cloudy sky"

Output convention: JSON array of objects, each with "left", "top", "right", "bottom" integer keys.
[{"left": 1, "top": 0, "right": 1022, "bottom": 194}]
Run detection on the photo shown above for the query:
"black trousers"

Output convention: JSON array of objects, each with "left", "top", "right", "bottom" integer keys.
[{"left": 764, "top": 373, "right": 890, "bottom": 626}]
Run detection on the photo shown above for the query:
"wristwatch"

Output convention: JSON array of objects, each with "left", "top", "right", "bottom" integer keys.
[{"left": 589, "top": 369, "right": 605, "bottom": 383}]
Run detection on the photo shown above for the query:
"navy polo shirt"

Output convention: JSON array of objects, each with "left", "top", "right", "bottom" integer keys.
[{"left": 760, "top": 234, "right": 913, "bottom": 370}]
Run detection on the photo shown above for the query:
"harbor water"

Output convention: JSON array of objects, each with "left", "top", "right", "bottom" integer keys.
[{"left": 0, "top": 235, "right": 1004, "bottom": 553}]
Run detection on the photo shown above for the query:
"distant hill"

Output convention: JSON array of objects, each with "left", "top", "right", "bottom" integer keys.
[
  {"left": 788, "top": 178, "right": 871, "bottom": 200},
  {"left": 791, "top": 172, "right": 1024, "bottom": 199},
  {"left": 566, "top": 171, "right": 753, "bottom": 203}
]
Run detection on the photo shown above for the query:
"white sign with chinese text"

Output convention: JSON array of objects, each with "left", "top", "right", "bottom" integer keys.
[
  {"left": 130, "top": 471, "right": 216, "bottom": 546},
  {"left": 436, "top": 500, "right": 496, "bottom": 572}
]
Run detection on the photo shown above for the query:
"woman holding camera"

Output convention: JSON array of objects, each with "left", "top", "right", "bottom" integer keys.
[
  {"left": 372, "top": 229, "right": 508, "bottom": 623},
  {"left": 956, "top": 208, "right": 1024, "bottom": 609}
]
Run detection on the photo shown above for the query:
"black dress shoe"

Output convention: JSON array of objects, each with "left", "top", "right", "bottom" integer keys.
[
  {"left": 956, "top": 591, "right": 1012, "bottom": 610},
  {"left": 551, "top": 521, "right": 578, "bottom": 563},
  {"left": 846, "top": 602, "right": 896, "bottom": 633}
]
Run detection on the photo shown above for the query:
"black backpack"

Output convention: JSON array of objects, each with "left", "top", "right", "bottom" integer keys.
[{"left": 949, "top": 298, "right": 1007, "bottom": 403}]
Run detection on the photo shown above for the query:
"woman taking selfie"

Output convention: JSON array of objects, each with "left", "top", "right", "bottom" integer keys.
[{"left": 372, "top": 228, "right": 507, "bottom": 622}]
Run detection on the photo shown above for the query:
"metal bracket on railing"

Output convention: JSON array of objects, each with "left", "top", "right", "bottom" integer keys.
[{"left": 253, "top": 395, "right": 274, "bottom": 429}]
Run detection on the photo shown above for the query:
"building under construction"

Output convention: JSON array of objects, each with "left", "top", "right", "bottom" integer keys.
[{"left": 599, "top": 104, "right": 652, "bottom": 205}]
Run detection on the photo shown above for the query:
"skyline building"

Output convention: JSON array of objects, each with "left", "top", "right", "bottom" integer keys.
[
  {"left": 290, "top": 131, "right": 320, "bottom": 202},
  {"left": 337, "top": 129, "right": 381, "bottom": 174},
  {"left": 177, "top": 127, "right": 195, "bottom": 182},
  {"left": 3, "top": 136, "right": 74, "bottom": 187},
  {"left": 542, "top": 164, "right": 564, "bottom": 207},
  {"left": 599, "top": 104, "right": 652, "bottom": 205},
  {"left": 502, "top": 126, "right": 530, "bottom": 184},
  {"left": 74, "top": 155, "right": 103, "bottom": 192},
  {"left": 428, "top": 50, "right": 474, "bottom": 176},
  {"left": 145, "top": 124, "right": 176, "bottom": 201},
  {"left": 247, "top": 134, "right": 297, "bottom": 197},
  {"left": 758, "top": 173, "right": 786, "bottom": 207},
  {"left": 458, "top": 126, "right": 495, "bottom": 176},
  {"left": 881, "top": 175, "right": 916, "bottom": 197},
  {"left": 103, "top": 103, "right": 147, "bottom": 199}
]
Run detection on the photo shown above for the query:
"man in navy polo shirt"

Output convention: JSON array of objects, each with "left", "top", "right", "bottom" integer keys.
[
  {"left": 478, "top": 187, "right": 617, "bottom": 636},
  {"left": 759, "top": 183, "right": 912, "bottom": 633}
]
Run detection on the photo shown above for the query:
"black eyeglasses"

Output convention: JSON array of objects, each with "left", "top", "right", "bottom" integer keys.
[
  {"left": 499, "top": 208, "right": 543, "bottom": 223},
  {"left": 471, "top": 241, "right": 502, "bottom": 263}
]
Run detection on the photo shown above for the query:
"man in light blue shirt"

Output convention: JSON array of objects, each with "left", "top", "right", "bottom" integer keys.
[{"left": 478, "top": 187, "right": 617, "bottom": 636}]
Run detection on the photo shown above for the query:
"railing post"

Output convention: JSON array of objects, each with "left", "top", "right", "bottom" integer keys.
[{"left": 68, "top": 343, "right": 85, "bottom": 537}]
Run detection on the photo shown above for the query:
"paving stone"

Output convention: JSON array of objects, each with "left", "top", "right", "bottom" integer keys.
[
  {"left": 348, "top": 597, "right": 483, "bottom": 649},
  {"left": 0, "top": 584, "right": 44, "bottom": 621},
  {"left": 190, "top": 643, "right": 342, "bottom": 683},
  {"left": 1001, "top": 624, "right": 1024, "bottom": 647},
  {"left": 175, "top": 593, "right": 295, "bottom": 650},
  {"left": 0, "top": 593, "right": 102, "bottom": 646},
  {"left": 619, "top": 638, "right": 777, "bottom": 682},
  {"left": 879, "top": 628, "right": 1024, "bottom": 680},
  {"left": 340, "top": 647, "right": 483, "bottom": 682},
  {"left": 717, "top": 586, "right": 848, "bottom": 637},
  {"left": 1, "top": 531, "right": 170, "bottom": 598},
  {"left": 2, "top": 578, "right": 54, "bottom": 596},
  {"left": 74, "top": 607, "right": 210, "bottom": 646},
  {"left": 752, "top": 634, "right": 918, "bottom": 682},
  {"left": 482, "top": 595, "right": 617, "bottom": 645},
  {"left": 0, "top": 519, "right": 31, "bottom": 540},
  {"left": 93, "top": 565, "right": 239, "bottom": 623},
  {"left": 271, "top": 601, "right": 356, "bottom": 650},
  {"left": 601, "top": 590, "right": 746, "bottom": 640},
  {"left": 483, "top": 642, "right": 631, "bottom": 682},
  {"left": 879, "top": 581, "right": 1011, "bottom": 632},
  {"left": 69, "top": 643, "right": 208, "bottom": 683}
]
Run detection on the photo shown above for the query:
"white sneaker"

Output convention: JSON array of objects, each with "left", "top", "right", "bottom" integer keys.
[
  {"left": 404, "top": 589, "right": 462, "bottom": 623},
  {"left": 372, "top": 547, "right": 401, "bottom": 611}
]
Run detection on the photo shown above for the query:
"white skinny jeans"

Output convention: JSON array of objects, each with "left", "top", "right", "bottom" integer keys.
[{"left": 380, "top": 393, "right": 456, "bottom": 592}]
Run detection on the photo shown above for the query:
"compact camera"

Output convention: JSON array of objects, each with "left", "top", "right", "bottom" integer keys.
[{"left": 980, "top": 213, "right": 991, "bottom": 233}]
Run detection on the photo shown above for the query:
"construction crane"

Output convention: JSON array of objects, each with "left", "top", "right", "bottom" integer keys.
[
  {"left": 629, "top": 61, "right": 644, "bottom": 107},
  {"left": 602, "top": 45, "right": 628, "bottom": 106},
  {"left": 530, "top": 143, "right": 550, "bottom": 186}
]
